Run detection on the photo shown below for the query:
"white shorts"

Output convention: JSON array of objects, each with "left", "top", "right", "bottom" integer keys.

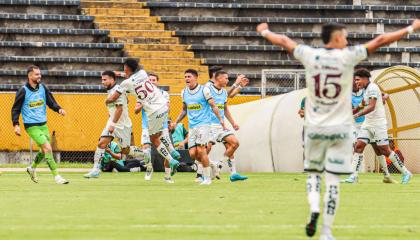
[
  {"left": 210, "top": 124, "right": 234, "bottom": 144},
  {"left": 357, "top": 125, "right": 389, "bottom": 146},
  {"left": 141, "top": 128, "right": 151, "bottom": 145},
  {"left": 147, "top": 107, "right": 168, "bottom": 136},
  {"left": 188, "top": 125, "right": 210, "bottom": 149},
  {"left": 101, "top": 126, "right": 132, "bottom": 148},
  {"left": 304, "top": 125, "right": 353, "bottom": 175}
]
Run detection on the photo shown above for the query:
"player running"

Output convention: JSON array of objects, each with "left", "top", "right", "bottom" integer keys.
[
  {"left": 106, "top": 59, "right": 180, "bottom": 180},
  {"left": 351, "top": 68, "right": 412, "bottom": 184},
  {"left": 134, "top": 72, "right": 180, "bottom": 183},
  {"left": 11, "top": 65, "right": 69, "bottom": 184},
  {"left": 84, "top": 71, "right": 143, "bottom": 178},
  {"left": 175, "top": 69, "right": 226, "bottom": 185},
  {"left": 257, "top": 18, "right": 420, "bottom": 240}
]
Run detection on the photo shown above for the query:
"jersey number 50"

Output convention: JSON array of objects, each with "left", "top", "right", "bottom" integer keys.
[
  {"left": 134, "top": 81, "right": 154, "bottom": 100},
  {"left": 313, "top": 73, "right": 342, "bottom": 99}
]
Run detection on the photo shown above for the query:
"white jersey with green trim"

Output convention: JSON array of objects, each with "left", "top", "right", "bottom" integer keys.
[
  {"left": 106, "top": 84, "right": 132, "bottom": 129},
  {"left": 119, "top": 70, "right": 167, "bottom": 115},
  {"left": 362, "top": 82, "right": 387, "bottom": 127},
  {"left": 293, "top": 44, "right": 368, "bottom": 127}
]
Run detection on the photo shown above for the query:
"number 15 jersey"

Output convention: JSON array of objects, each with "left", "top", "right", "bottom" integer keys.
[{"left": 294, "top": 45, "right": 367, "bottom": 127}]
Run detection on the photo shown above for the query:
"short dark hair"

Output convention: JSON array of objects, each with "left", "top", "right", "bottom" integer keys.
[
  {"left": 185, "top": 69, "right": 198, "bottom": 77},
  {"left": 27, "top": 65, "right": 40, "bottom": 74},
  {"left": 214, "top": 70, "right": 228, "bottom": 79},
  {"left": 124, "top": 58, "right": 139, "bottom": 73},
  {"left": 321, "top": 22, "right": 346, "bottom": 44},
  {"left": 209, "top": 65, "right": 223, "bottom": 79},
  {"left": 354, "top": 68, "right": 371, "bottom": 78},
  {"left": 102, "top": 70, "right": 116, "bottom": 79},
  {"left": 148, "top": 72, "right": 159, "bottom": 81}
]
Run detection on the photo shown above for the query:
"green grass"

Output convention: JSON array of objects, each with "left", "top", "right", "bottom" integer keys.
[
  {"left": 0, "top": 162, "right": 91, "bottom": 168},
  {"left": 0, "top": 172, "right": 419, "bottom": 240}
]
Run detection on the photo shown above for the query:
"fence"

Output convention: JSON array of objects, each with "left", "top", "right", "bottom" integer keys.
[
  {"left": 1, "top": 92, "right": 260, "bottom": 164},
  {"left": 261, "top": 69, "right": 306, "bottom": 98}
]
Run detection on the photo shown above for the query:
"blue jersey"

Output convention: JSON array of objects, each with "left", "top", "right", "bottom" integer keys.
[
  {"left": 182, "top": 84, "right": 212, "bottom": 128},
  {"left": 352, "top": 89, "right": 365, "bottom": 123},
  {"left": 22, "top": 84, "right": 47, "bottom": 124},
  {"left": 209, "top": 84, "right": 227, "bottom": 125}
]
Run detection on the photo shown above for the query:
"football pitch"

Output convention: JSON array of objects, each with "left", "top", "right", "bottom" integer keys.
[{"left": 0, "top": 172, "right": 419, "bottom": 240}]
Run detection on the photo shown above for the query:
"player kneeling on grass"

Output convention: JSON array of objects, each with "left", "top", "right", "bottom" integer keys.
[
  {"left": 175, "top": 69, "right": 226, "bottom": 185},
  {"left": 350, "top": 68, "right": 412, "bottom": 184},
  {"left": 100, "top": 141, "right": 146, "bottom": 173},
  {"left": 85, "top": 71, "right": 143, "bottom": 178},
  {"left": 205, "top": 70, "right": 247, "bottom": 182},
  {"left": 11, "top": 65, "right": 68, "bottom": 184}
]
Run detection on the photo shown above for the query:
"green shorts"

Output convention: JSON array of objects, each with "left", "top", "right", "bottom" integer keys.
[{"left": 26, "top": 125, "right": 50, "bottom": 146}]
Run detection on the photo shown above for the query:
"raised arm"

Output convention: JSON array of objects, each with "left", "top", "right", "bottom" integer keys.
[
  {"left": 227, "top": 75, "right": 249, "bottom": 98},
  {"left": 365, "top": 19, "right": 420, "bottom": 54},
  {"left": 257, "top": 23, "right": 298, "bottom": 54}
]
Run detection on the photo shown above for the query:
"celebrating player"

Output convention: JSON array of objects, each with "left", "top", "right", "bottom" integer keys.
[
  {"left": 84, "top": 71, "right": 143, "bottom": 178},
  {"left": 134, "top": 72, "right": 180, "bottom": 183},
  {"left": 257, "top": 18, "right": 420, "bottom": 240},
  {"left": 175, "top": 69, "right": 225, "bottom": 185},
  {"left": 106, "top": 59, "right": 180, "bottom": 180},
  {"left": 11, "top": 65, "right": 69, "bottom": 184}
]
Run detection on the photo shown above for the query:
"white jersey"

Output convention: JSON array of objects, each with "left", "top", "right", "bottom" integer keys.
[
  {"left": 294, "top": 44, "right": 367, "bottom": 127},
  {"left": 106, "top": 84, "right": 132, "bottom": 129},
  {"left": 362, "top": 82, "right": 387, "bottom": 127},
  {"left": 119, "top": 70, "right": 167, "bottom": 114}
]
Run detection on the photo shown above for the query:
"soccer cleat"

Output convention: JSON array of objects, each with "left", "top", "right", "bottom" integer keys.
[
  {"left": 319, "top": 234, "right": 336, "bottom": 240},
  {"left": 164, "top": 177, "right": 174, "bottom": 184},
  {"left": 401, "top": 172, "right": 413, "bottom": 184},
  {"left": 382, "top": 176, "right": 398, "bottom": 184},
  {"left": 26, "top": 166, "right": 39, "bottom": 183},
  {"left": 341, "top": 175, "right": 358, "bottom": 184},
  {"left": 194, "top": 174, "right": 203, "bottom": 183},
  {"left": 129, "top": 167, "right": 142, "bottom": 172},
  {"left": 305, "top": 212, "right": 320, "bottom": 237},
  {"left": 200, "top": 178, "right": 212, "bottom": 185},
  {"left": 145, "top": 166, "right": 153, "bottom": 181},
  {"left": 170, "top": 150, "right": 181, "bottom": 160},
  {"left": 230, "top": 173, "right": 248, "bottom": 182},
  {"left": 84, "top": 169, "right": 100, "bottom": 178},
  {"left": 55, "top": 175, "right": 69, "bottom": 184},
  {"left": 169, "top": 159, "right": 180, "bottom": 176}
]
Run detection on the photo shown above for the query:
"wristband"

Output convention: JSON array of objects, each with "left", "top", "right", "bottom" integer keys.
[
  {"left": 232, "top": 83, "right": 239, "bottom": 88},
  {"left": 407, "top": 26, "right": 414, "bottom": 34},
  {"left": 261, "top": 29, "right": 271, "bottom": 37}
]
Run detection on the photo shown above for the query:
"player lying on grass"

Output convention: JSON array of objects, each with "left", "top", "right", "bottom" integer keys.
[
  {"left": 84, "top": 71, "right": 143, "bottom": 179},
  {"left": 107, "top": 59, "right": 180, "bottom": 181},
  {"left": 257, "top": 18, "right": 420, "bottom": 240},
  {"left": 12, "top": 65, "right": 69, "bottom": 184},
  {"left": 100, "top": 141, "right": 146, "bottom": 173}
]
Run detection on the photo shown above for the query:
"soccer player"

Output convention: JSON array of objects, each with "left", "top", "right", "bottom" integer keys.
[
  {"left": 342, "top": 70, "right": 396, "bottom": 184},
  {"left": 100, "top": 141, "right": 145, "bottom": 173},
  {"left": 134, "top": 72, "right": 180, "bottom": 183},
  {"left": 352, "top": 68, "right": 412, "bottom": 184},
  {"left": 106, "top": 59, "right": 180, "bottom": 181},
  {"left": 84, "top": 71, "right": 143, "bottom": 178},
  {"left": 175, "top": 69, "right": 226, "bottom": 185},
  {"left": 11, "top": 65, "right": 69, "bottom": 184},
  {"left": 257, "top": 18, "right": 420, "bottom": 239},
  {"left": 206, "top": 70, "right": 248, "bottom": 182}
]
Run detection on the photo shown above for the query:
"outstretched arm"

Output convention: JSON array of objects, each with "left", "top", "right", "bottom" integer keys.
[
  {"left": 365, "top": 19, "right": 420, "bottom": 54},
  {"left": 256, "top": 23, "right": 298, "bottom": 54}
]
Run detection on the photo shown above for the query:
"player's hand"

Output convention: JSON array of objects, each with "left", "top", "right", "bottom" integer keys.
[
  {"left": 114, "top": 71, "right": 126, "bottom": 78},
  {"left": 232, "top": 123, "right": 240, "bottom": 131},
  {"left": 221, "top": 121, "right": 228, "bottom": 131},
  {"left": 234, "top": 74, "right": 245, "bottom": 85},
  {"left": 412, "top": 19, "right": 420, "bottom": 31},
  {"left": 105, "top": 148, "right": 111, "bottom": 153},
  {"left": 256, "top": 23, "right": 269, "bottom": 34},
  {"left": 14, "top": 125, "right": 21, "bottom": 136},
  {"left": 58, "top": 109, "right": 66, "bottom": 116},
  {"left": 240, "top": 77, "right": 249, "bottom": 87},
  {"left": 108, "top": 124, "right": 115, "bottom": 134}
]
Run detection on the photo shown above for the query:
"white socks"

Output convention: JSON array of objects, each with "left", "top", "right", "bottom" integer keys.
[
  {"left": 322, "top": 172, "right": 340, "bottom": 236},
  {"left": 160, "top": 129, "right": 176, "bottom": 153},
  {"left": 196, "top": 161, "right": 203, "bottom": 175},
  {"left": 203, "top": 166, "right": 211, "bottom": 180},
  {"left": 352, "top": 153, "right": 363, "bottom": 177},
  {"left": 306, "top": 173, "right": 321, "bottom": 213},
  {"left": 165, "top": 167, "right": 171, "bottom": 178},
  {"left": 93, "top": 147, "right": 105, "bottom": 170},
  {"left": 377, "top": 155, "right": 390, "bottom": 177},
  {"left": 156, "top": 142, "right": 174, "bottom": 162},
  {"left": 389, "top": 151, "right": 408, "bottom": 174},
  {"left": 227, "top": 158, "right": 237, "bottom": 175}
]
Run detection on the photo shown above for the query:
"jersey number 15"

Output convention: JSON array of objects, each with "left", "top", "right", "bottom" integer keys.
[{"left": 313, "top": 73, "right": 342, "bottom": 99}]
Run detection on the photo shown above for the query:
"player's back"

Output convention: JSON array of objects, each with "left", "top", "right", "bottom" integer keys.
[{"left": 294, "top": 45, "right": 367, "bottom": 127}]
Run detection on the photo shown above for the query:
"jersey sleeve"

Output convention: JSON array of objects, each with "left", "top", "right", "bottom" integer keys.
[
  {"left": 114, "top": 86, "right": 125, "bottom": 105},
  {"left": 343, "top": 45, "right": 368, "bottom": 65},
  {"left": 118, "top": 80, "right": 130, "bottom": 93},
  {"left": 181, "top": 89, "right": 185, "bottom": 103},
  {"left": 293, "top": 44, "right": 314, "bottom": 66},
  {"left": 203, "top": 86, "right": 213, "bottom": 101},
  {"left": 365, "top": 84, "right": 380, "bottom": 99},
  {"left": 163, "top": 91, "right": 170, "bottom": 103}
]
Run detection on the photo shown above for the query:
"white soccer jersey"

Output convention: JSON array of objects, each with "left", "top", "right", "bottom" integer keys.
[
  {"left": 119, "top": 70, "right": 167, "bottom": 114},
  {"left": 362, "top": 82, "right": 387, "bottom": 127},
  {"left": 294, "top": 44, "right": 368, "bottom": 127},
  {"left": 106, "top": 84, "right": 132, "bottom": 129}
]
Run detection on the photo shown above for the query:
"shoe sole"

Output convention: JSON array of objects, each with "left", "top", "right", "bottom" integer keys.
[{"left": 26, "top": 169, "right": 38, "bottom": 183}]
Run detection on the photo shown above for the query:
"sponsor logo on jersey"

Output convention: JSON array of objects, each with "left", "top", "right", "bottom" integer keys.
[
  {"left": 187, "top": 104, "right": 202, "bottom": 111},
  {"left": 29, "top": 99, "right": 44, "bottom": 108}
]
